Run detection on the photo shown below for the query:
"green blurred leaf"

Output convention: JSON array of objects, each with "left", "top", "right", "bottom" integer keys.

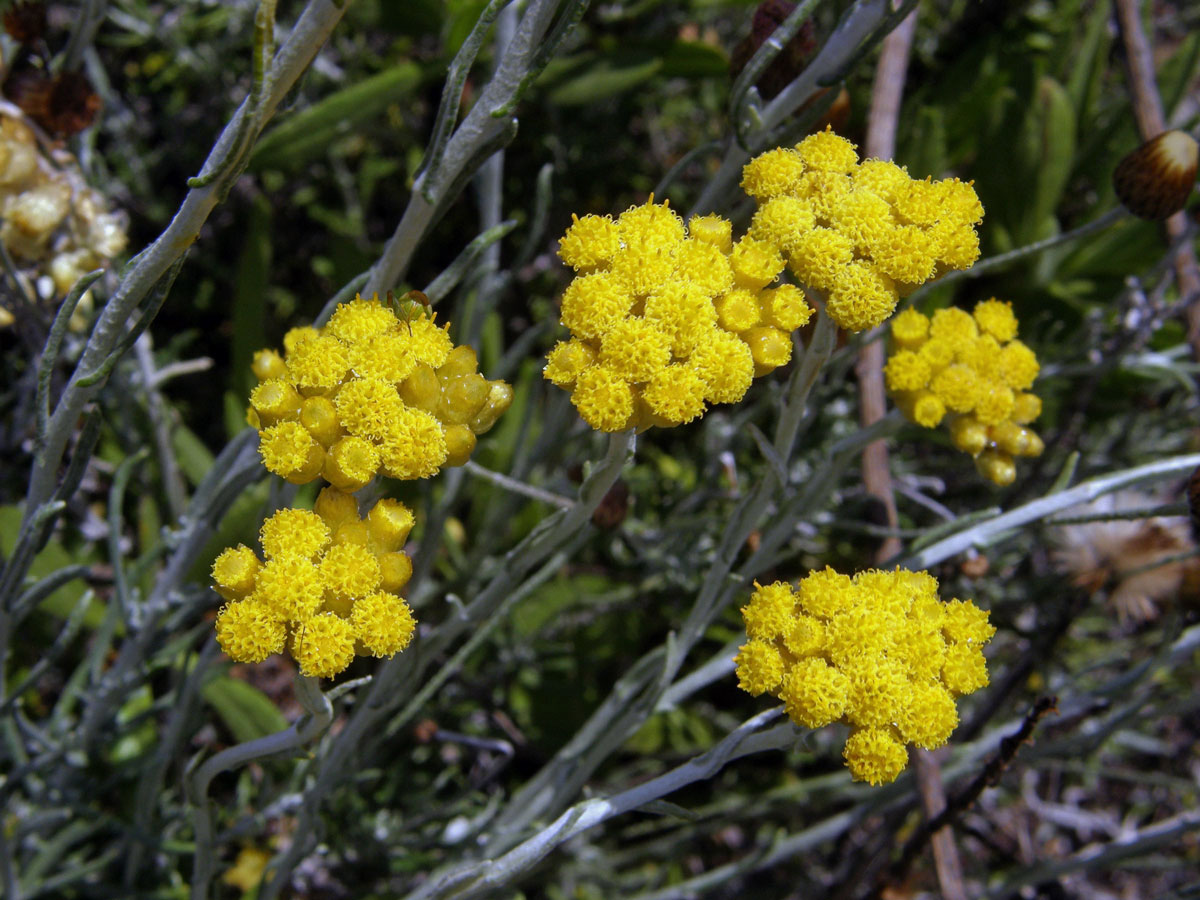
[
  {"left": 249, "top": 64, "right": 423, "bottom": 171},
  {"left": 0, "top": 506, "right": 105, "bottom": 627},
  {"left": 172, "top": 424, "right": 216, "bottom": 488},
  {"left": 547, "top": 53, "right": 664, "bottom": 106},
  {"left": 903, "top": 106, "right": 948, "bottom": 179},
  {"left": 659, "top": 40, "right": 728, "bottom": 78},
  {"left": 1025, "top": 76, "right": 1076, "bottom": 241},
  {"left": 232, "top": 195, "right": 272, "bottom": 399},
  {"left": 202, "top": 673, "right": 289, "bottom": 743}
]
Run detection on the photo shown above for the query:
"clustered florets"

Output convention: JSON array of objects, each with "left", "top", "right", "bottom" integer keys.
[
  {"left": 734, "top": 567, "right": 994, "bottom": 785},
  {"left": 247, "top": 294, "right": 513, "bottom": 489},
  {"left": 212, "top": 486, "right": 417, "bottom": 678},
  {"left": 885, "top": 299, "right": 1043, "bottom": 486},
  {"left": 742, "top": 129, "right": 983, "bottom": 333},
  {"left": 545, "top": 200, "right": 813, "bottom": 432},
  {"left": 0, "top": 114, "right": 127, "bottom": 329}
]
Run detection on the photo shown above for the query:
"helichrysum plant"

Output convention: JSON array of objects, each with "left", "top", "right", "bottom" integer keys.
[
  {"left": 884, "top": 299, "right": 1044, "bottom": 486},
  {"left": 734, "top": 567, "right": 995, "bottom": 785},
  {"left": 545, "top": 198, "right": 813, "bottom": 431},
  {"left": 212, "top": 486, "right": 417, "bottom": 678},
  {"left": 742, "top": 129, "right": 983, "bottom": 332},
  {"left": 247, "top": 293, "right": 513, "bottom": 489}
]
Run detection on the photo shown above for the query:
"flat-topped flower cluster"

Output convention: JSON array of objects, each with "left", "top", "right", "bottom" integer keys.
[
  {"left": 734, "top": 567, "right": 995, "bottom": 785},
  {"left": 248, "top": 294, "right": 512, "bottom": 490},
  {"left": 212, "top": 487, "right": 417, "bottom": 678},
  {"left": 742, "top": 129, "right": 983, "bottom": 333},
  {"left": 544, "top": 200, "right": 813, "bottom": 432},
  {"left": 885, "top": 300, "right": 1043, "bottom": 486}
]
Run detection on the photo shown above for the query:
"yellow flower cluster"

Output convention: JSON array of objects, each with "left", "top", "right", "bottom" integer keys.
[
  {"left": 0, "top": 114, "right": 127, "bottom": 329},
  {"left": 741, "top": 129, "right": 983, "bottom": 333},
  {"left": 734, "top": 567, "right": 994, "bottom": 785},
  {"left": 545, "top": 199, "right": 813, "bottom": 432},
  {"left": 211, "top": 487, "right": 417, "bottom": 678},
  {"left": 248, "top": 294, "right": 513, "bottom": 490},
  {"left": 884, "top": 300, "right": 1043, "bottom": 486}
]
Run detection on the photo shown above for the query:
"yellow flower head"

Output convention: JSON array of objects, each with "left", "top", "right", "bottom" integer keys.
[
  {"left": 735, "top": 566, "right": 994, "bottom": 784},
  {"left": 246, "top": 294, "right": 511, "bottom": 488},
  {"left": 738, "top": 132, "right": 984, "bottom": 333},
  {"left": 211, "top": 492, "right": 419, "bottom": 677},
  {"left": 546, "top": 199, "right": 817, "bottom": 431},
  {"left": 886, "top": 298, "right": 1044, "bottom": 485}
]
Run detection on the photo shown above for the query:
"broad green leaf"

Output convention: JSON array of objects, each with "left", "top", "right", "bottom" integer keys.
[
  {"left": 0, "top": 505, "right": 106, "bottom": 627},
  {"left": 202, "top": 673, "right": 288, "bottom": 743},
  {"left": 172, "top": 423, "right": 216, "bottom": 488}
]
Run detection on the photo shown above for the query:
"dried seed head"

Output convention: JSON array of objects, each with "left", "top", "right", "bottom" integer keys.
[{"left": 1112, "top": 130, "right": 1198, "bottom": 220}]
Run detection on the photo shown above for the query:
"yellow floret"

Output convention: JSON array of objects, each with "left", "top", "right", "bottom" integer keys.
[
  {"left": 314, "top": 486, "right": 359, "bottom": 530},
  {"left": 293, "top": 613, "right": 357, "bottom": 678},
  {"left": 941, "top": 641, "right": 990, "bottom": 694},
  {"left": 688, "top": 328, "right": 755, "bottom": 404},
  {"left": 443, "top": 424, "right": 476, "bottom": 466},
  {"left": 749, "top": 195, "right": 816, "bottom": 256},
  {"left": 673, "top": 238, "right": 734, "bottom": 297},
  {"left": 287, "top": 335, "right": 349, "bottom": 396},
  {"left": 1011, "top": 391, "right": 1042, "bottom": 424},
  {"left": 249, "top": 379, "right": 302, "bottom": 427},
  {"left": 335, "top": 378, "right": 404, "bottom": 441},
  {"left": 730, "top": 236, "right": 785, "bottom": 290},
  {"left": 282, "top": 326, "right": 319, "bottom": 355},
  {"left": 932, "top": 177, "right": 984, "bottom": 225},
  {"left": 599, "top": 317, "right": 672, "bottom": 383},
  {"left": 319, "top": 542, "right": 382, "bottom": 604},
  {"left": 377, "top": 407, "right": 449, "bottom": 479},
  {"left": 741, "top": 581, "right": 797, "bottom": 640},
  {"left": 897, "top": 681, "right": 959, "bottom": 749},
  {"left": 742, "top": 325, "right": 792, "bottom": 375},
  {"left": 260, "top": 508, "right": 330, "bottom": 561},
  {"left": 560, "top": 271, "right": 633, "bottom": 340},
  {"left": 325, "top": 294, "right": 398, "bottom": 344},
  {"left": 253, "top": 556, "right": 325, "bottom": 622},
  {"left": 844, "top": 726, "right": 908, "bottom": 785},
  {"left": 918, "top": 337, "right": 955, "bottom": 371},
  {"left": 890, "top": 624, "right": 947, "bottom": 682},
  {"left": 571, "top": 364, "right": 634, "bottom": 432},
  {"left": 544, "top": 339, "right": 598, "bottom": 387},
  {"left": 212, "top": 545, "right": 262, "bottom": 600},
  {"left": 871, "top": 225, "right": 936, "bottom": 284},
  {"left": 324, "top": 436, "right": 381, "bottom": 493},
  {"left": 399, "top": 313, "right": 453, "bottom": 369},
  {"left": 741, "top": 147, "right": 805, "bottom": 200},
  {"left": 300, "top": 396, "right": 342, "bottom": 447},
  {"left": 852, "top": 158, "right": 911, "bottom": 204},
  {"left": 794, "top": 170, "right": 853, "bottom": 220},
  {"left": 643, "top": 281, "right": 718, "bottom": 357},
  {"left": 260, "top": 417, "right": 308, "bottom": 475},
  {"left": 439, "top": 373, "right": 490, "bottom": 425},
  {"left": 643, "top": 365, "right": 706, "bottom": 424},
  {"left": 929, "top": 307, "right": 978, "bottom": 344},
  {"left": 616, "top": 199, "right": 685, "bottom": 250},
  {"left": 890, "top": 308, "right": 930, "bottom": 349},
  {"left": 795, "top": 128, "right": 859, "bottom": 174},
  {"left": 825, "top": 262, "right": 898, "bottom": 333},
  {"left": 884, "top": 350, "right": 930, "bottom": 393},
  {"left": 734, "top": 640, "right": 786, "bottom": 696},
  {"left": 757, "top": 284, "right": 812, "bottom": 332},
  {"left": 398, "top": 363, "right": 442, "bottom": 413},
  {"left": 892, "top": 178, "right": 942, "bottom": 226},
  {"left": 948, "top": 415, "right": 988, "bottom": 455},
  {"left": 348, "top": 331, "right": 418, "bottom": 384},
  {"left": 830, "top": 189, "right": 894, "bottom": 254},
  {"left": 788, "top": 227, "right": 854, "bottom": 291},
  {"left": 927, "top": 217, "right": 981, "bottom": 270},
  {"left": 252, "top": 348, "right": 288, "bottom": 382},
  {"left": 378, "top": 551, "right": 413, "bottom": 594},
  {"left": 611, "top": 244, "right": 679, "bottom": 297},
  {"left": 899, "top": 389, "right": 947, "bottom": 428},
  {"left": 687, "top": 213, "right": 733, "bottom": 253},
  {"left": 972, "top": 298, "right": 1018, "bottom": 342},
  {"left": 942, "top": 598, "right": 997, "bottom": 645},
  {"left": 797, "top": 566, "right": 853, "bottom": 618},
  {"left": 930, "top": 364, "right": 981, "bottom": 413},
  {"left": 998, "top": 340, "right": 1039, "bottom": 390},
  {"left": 781, "top": 657, "right": 849, "bottom": 728},
  {"left": 558, "top": 213, "right": 621, "bottom": 270},
  {"left": 351, "top": 591, "right": 417, "bottom": 657},
  {"left": 366, "top": 499, "right": 415, "bottom": 553},
  {"left": 715, "top": 288, "right": 762, "bottom": 333},
  {"left": 215, "top": 601, "right": 286, "bottom": 664},
  {"left": 973, "top": 385, "right": 1015, "bottom": 426},
  {"left": 975, "top": 448, "right": 1016, "bottom": 486}
]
